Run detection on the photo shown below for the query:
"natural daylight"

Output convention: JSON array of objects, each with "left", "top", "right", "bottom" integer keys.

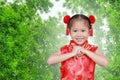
[{"left": 0, "top": 0, "right": 120, "bottom": 80}]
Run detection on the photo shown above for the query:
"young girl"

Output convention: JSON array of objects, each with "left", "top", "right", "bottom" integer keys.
[{"left": 47, "top": 14, "right": 108, "bottom": 80}]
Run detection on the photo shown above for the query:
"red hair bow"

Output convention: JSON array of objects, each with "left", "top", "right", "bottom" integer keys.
[
  {"left": 63, "top": 15, "right": 71, "bottom": 35},
  {"left": 89, "top": 15, "right": 95, "bottom": 24},
  {"left": 89, "top": 15, "right": 95, "bottom": 36}
]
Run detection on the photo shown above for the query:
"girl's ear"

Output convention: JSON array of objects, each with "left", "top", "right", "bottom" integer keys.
[
  {"left": 68, "top": 28, "right": 71, "bottom": 35},
  {"left": 89, "top": 28, "right": 93, "bottom": 36}
]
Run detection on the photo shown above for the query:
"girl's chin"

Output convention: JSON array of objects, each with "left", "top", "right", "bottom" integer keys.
[
  {"left": 77, "top": 42, "right": 83, "bottom": 45},
  {"left": 75, "top": 41, "right": 84, "bottom": 45}
]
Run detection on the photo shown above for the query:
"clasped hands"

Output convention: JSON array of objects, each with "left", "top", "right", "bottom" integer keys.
[{"left": 71, "top": 46, "right": 86, "bottom": 57}]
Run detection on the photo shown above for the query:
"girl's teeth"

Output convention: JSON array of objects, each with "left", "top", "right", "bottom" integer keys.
[{"left": 77, "top": 38, "right": 82, "bottom": 42}]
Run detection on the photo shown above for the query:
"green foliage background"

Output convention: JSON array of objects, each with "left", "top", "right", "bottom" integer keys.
[{"left": 0, "top": 0, "right": 120, "bottom": 80}]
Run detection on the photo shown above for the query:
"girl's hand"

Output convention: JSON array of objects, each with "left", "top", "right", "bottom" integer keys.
[{"left": 71, "top": 46, "right": 85, "bottom": 56}]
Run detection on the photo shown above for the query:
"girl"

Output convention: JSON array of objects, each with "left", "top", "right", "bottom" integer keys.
[{"left": 47, "top": 14, "right": 108, "bottom": 80}]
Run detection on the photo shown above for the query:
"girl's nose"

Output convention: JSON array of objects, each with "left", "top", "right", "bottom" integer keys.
[{"left": 77, "top": 31, "right": 82, "bottom": 36}]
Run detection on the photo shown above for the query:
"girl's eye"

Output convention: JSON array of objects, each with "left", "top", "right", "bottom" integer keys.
[
  {"left": 81, "top": 30, "right": 85, "bottom": 32},
  {"left": 73, "top": 30, "right": 77, "bottom": 32}
]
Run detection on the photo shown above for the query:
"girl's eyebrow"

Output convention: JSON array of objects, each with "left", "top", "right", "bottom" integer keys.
[
  {"left": 71, "top": 27, "right": 79, "bottom": 29},
  {"left": 72, "top": 27, "right": 87, "bottom": 30}
]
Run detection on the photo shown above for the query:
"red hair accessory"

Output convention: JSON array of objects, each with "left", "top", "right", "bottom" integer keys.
[
  {"left": 63, "top": 15, "right": 70, "bottom": 24},
  {"left": 89, "top": 15, "right": 95, "bottom": 36},
  {"left": 89, "top": 15, "right": 95, "bottom": 24},
  {"left": 63, "top": 15, "right": 71, "bottom": 35}
]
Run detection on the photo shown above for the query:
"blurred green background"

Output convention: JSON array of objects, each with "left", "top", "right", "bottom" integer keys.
[{"left": 0, "top": 0, "right": 120, "bottom": 80}]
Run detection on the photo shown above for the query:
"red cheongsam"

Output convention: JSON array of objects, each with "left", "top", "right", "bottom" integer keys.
[{"left": 60, "top": 40, "right": 98, "bottom": 80}]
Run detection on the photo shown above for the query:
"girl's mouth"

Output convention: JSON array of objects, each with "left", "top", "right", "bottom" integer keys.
[{"left": 76, "top": 38, "right": 83, "bottom": 42}]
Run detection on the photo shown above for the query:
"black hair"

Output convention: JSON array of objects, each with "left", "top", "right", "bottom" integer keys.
[{"left": 68, "top": 14, "right": 91, "bottom": 29}]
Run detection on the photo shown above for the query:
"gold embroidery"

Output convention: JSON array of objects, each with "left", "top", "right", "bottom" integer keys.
[{"left": 75, "top": 58, "right": 84, "bottom": 77}]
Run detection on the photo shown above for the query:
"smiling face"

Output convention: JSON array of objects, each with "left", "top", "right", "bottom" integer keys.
[{"left": 69, "top": 19, "right": 90, "bottom": 45}]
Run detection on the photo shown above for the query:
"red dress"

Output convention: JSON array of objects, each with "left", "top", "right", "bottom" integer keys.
[{"left": 60, "top": 40, "right": 98, "bottom": 80}]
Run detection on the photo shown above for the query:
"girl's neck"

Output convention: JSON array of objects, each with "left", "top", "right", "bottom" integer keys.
[{"left": 69, "top": 40, "right": 88, "bottom": 46}]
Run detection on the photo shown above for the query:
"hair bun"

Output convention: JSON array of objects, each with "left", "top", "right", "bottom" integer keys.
[
  {"left": 63, "top": 15, "right": 70, "bottom": 24},
  {"left": 89, "top": 15, "right": 95, "bottom": 24}
]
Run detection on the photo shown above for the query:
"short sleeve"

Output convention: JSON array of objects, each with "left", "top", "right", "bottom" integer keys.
[
  {"left": 60, "top": 45, "right": 73, "bottom": 54},
  {"left": 90, "top": 45, "right": 98, "bottom": 52},
  {"left": 60, "top": 45, "right": 68, "bottom": 54}
]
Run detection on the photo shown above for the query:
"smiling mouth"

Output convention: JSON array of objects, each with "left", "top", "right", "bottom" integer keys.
[{"left": 76, "top": 38, "right": 84, "bottom": 42}]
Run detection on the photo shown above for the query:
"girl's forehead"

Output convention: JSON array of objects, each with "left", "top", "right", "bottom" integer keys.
[{"left": 71, "top": 19, "right": 89, "bottom": 28}]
